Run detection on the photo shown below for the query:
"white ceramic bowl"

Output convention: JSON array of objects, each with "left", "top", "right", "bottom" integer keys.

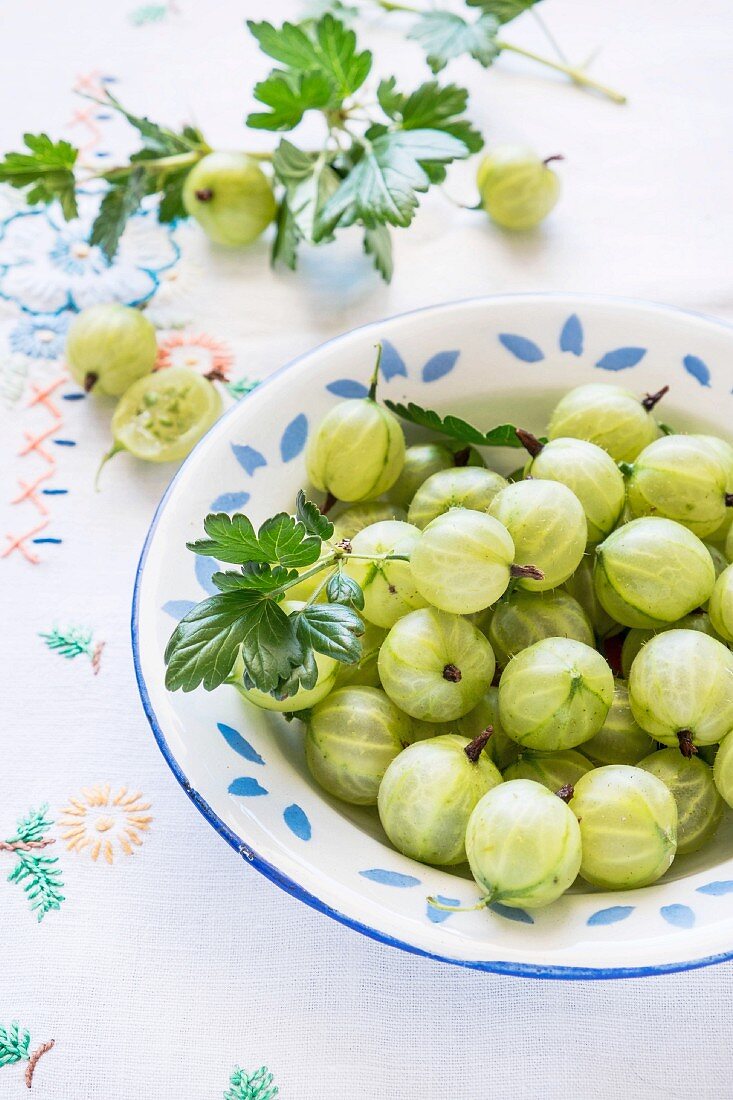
[{"left": 133, "top": 294, "right": 733, "bottom": 978}]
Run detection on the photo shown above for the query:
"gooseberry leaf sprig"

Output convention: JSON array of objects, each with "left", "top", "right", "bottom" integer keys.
[
  {"left": 384, "top": 399, "right": 533, "bottom": 449},
  {"left": 164, "top": 491, "right": 410, "bottom": 698}
]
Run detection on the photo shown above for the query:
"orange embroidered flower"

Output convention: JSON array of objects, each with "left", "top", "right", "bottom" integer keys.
[
  {"left": 59, "top": 784, "right": 152, "bottom": 864},
  {"left": 155, "top": 331, "right": 234, "bottom": 380}
]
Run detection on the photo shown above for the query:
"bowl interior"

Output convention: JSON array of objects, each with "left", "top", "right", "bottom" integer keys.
[{"left": 134, "top": 295, "right": 733, "bottom": 976}]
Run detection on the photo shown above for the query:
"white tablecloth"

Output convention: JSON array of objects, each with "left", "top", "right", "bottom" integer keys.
[{"left": 2, "top": 1, "right": 732, "bottom": 1096}]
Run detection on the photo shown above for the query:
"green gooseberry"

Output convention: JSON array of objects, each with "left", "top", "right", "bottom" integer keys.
[
  {"left": 378, "top": 732, "right": 502, "bottom": 865},
  {"left": 489, "top": 479, "right": 587, "bottom": 591},
  {"left": 305, "top": 686, "right": 412, "bottom": 805},
  {"left": 708, "top": 563, "right": 733, "bottom": 642},
  {"left": 570, "top": 765, "right": 677, "bottom": 889},
  {"left": 594, "top": 517, "right": 715, "bottom": 628},
  {"left": 386, "top": 443, "right": 454, "bottom": 509},
  {"left": 66, "top": 303, "right": 157, "bottom": 396},
  {"left": 335, "top": 621, "right": 387, "bottom": 689},
  {"left": 488, "top": 589, "right": 594, "bottom": 668},
  {"left": 306, "top": 393, "right": 405, "bottom": 503},
  {"left": 705, "top": 542, "right": 729, "bottom": 578},
  {"left": 547, "top": 382, "right": 663, "bottom": 463},
  {"left": 621, "top": 610, "right": 723, "bottom": 680},
  {"left": 477, "top": 147, "right": 561, "bottom": 230},
  {"left": 625, "top": 434, "right": 732, "bottom": 538},
  {"left": 563, "top": 556, "right": 622, "bottom": 640},
  {"left": 464, "top": 780, "right": 582, "bottom": 909},
  {"left": 498, "top": 637, "right": 614, "bottom": 751},
  {"left": 331, "top": 502, "right": 407, "bottom": 542},
  {"left": 581, "top": 682, "right": 656, "bottom": 766},
  {"left": 378, "top": 608, "right": 496, "bottom": 722},
  {"left": 407, "top": 466, "right": 508, "bottom": 529},
  {"left": 346, "top": 520, "right": 427, "bottom": 628},
  {"left": 182, "top": 152, "right": 276, "bottom": 246},
  {"left": 410, "top": 508, "right": 524, "bottom": 615},
  {"left": 639, "top": 749, "right": 723, "bottom": 855},
  {"left": 411, "top": 690, "right": 523, "bottom": 771},
  {"left": 628, "top": 629, "right": 733, "bottom": 755},
  {"left": 519, "top": 434, "right": 625, "bottom": 544},
  {"left": 698, "top": 434, "right": 733, "bottom": 545},
  {"left": 713, "top": 732, "right": 733, "bottom": 808},
  {"left": 503, "top": 749, "right": 592, "bottom": 791}
]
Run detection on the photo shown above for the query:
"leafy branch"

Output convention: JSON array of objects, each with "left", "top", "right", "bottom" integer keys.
[
  {"left": 2, "top": 805, "right": 65, "bottom": 922},
  {"left": 384, "top": 400, "right": 530, "bottom": 449},
  {"left": 0, "top": 1023, "right": 55, "bottom": 1089}
]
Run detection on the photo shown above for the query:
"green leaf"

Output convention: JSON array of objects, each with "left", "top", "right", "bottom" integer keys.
[
  {"left": 90, "top": 167, "right": 148, "bottom": 260},
  {"left": 164, "top": 590, "right": 303, "bottom": 693},
  {"left": 101, "top": 89, "right": 206, "bottom": 156},
  {"left": 291, "top": 603, "right": 363, "bottom": 664},
  {"left": 272, "top": 141, "right": 340, "bottom": 241},
  {"left": 247, "top": 16, "right": 371, "bottom": 102},
  {"left": 467, "top": 0, "right": 541, "bottom": 24},
  {"left": 317, "top": 129, "right": 468, "bottom": 233},
  {"left": 377, "top": 78, "right": 483, "bottom": 154},
  {"left": 0, "top": 133, "right": 78, "bottom": 220},
  {"left": 383, "top": 400, "right": 526, "bottom": 448},
  {"left": 248, "top": 70, "right": 333, "bottom": 131},
  {"left": 295, "top": 489, "right": 334, "bottom": 540},
  {"left": 270, "top": 647, "right": 320, "bottom": 698},
  {"left": 272, "top": 200, "right": 300, "bottom": 270},
  {"left": 157, "top": 170, "right": 188, "bottom": 223},
  {"left": 188, "top": 512, "right": 263, "bottom": 564},
  {"left": 327, "top": 570, "right": 365, "bottom": 610},
  {"left": 9, "top": 852, "right": 65, "bottom": 922},
  {"left": 257, "top": 513, "right": 321, "bottom": 568},
  {"left": 408, "top": 11, "right": 501, "bottom": 73},
  {"left": 212, "top": 565, "right": 298, "bottom": 593},
  {"left": 9, "top": 804, "right": 53, "bottom": 846},
  {"left": 363, "top": 224, "right": 393, "bottom": 282}
]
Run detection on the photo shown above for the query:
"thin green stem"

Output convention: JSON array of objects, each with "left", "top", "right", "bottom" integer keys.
[
  {"left": 373, "top": 0, "right": 421, "bottom": 11},
  {"left": 280, "top": 554, "right": 338, "bottom": 595},
  {"left": 368, "top": 343, "right": 383, "bottom": 401},
  {"left": 497, "top": 40, "right": 626, "bottom": 104},
  {"left": 427, "top": 895, "right": 492, "bottom": 913},
  {"left": 98, "top": 151, "right": 204, "bottom": 183},
  {"left": 346, "top": 552, "right": 410, "bottom": 563}
]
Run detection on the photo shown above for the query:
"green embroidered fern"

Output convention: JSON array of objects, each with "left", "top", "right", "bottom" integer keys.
[
  {"left": 4, "top": 804, "right": 65, "bottom": 922},
  {"left": 227, "top": 377, "right": 260, "bottom": 400},
  {"left": 39, "top": 626, "right": 94, "bottom": 660},
  {"left": 0, "top": 1022, "right": 30, "bottom": 1067},
  {"left": 225, "top": 1065, "right": 279, "bottom": 1100}
]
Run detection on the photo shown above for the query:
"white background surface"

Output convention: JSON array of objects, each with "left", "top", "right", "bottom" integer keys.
[{"left": 1, "top": 1, "right": 733, "bottom": 1097}]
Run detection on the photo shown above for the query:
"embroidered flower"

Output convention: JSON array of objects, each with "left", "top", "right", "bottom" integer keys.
[
  {"left": 155, "top": 330, "right": 234, "bottom": 379},
  {"left": 59, "top": 785, "right": 152, "bottom": 863},
  {"left": 9, "top": 313, "right": 69, "bottom": 360},
  {"left": 0, "top": 191, "right": 179, "bottom": 316}
]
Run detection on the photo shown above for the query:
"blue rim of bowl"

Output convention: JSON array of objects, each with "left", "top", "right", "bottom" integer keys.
[{"left": 132, "top": 292, "right": 733, "bottom": 980}]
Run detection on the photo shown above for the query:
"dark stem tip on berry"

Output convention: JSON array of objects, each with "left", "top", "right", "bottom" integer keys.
[
  {"left": 725, "top": 493, "right": 733, "bottom": 508},
  {"left": 543, "top": 154, "right": 565, "bottom": 165},
  {"left": 322, "top": 491, "right": 337, "bottom": 515},
  {"left": 510, "top": 563, "right": 545, "bottom": 581},
  {"left": 453, "top": 445, "right": 471, "bottom": 467},
  {"left": 677, "top": 730, "right": 697, "bottom": 758},
  {"left": 442, "top": 662, "right": 462, "bottom": 683},
  {"left": 515, "top": 427, "right": 544, "bottom": 458},
  {"left": 641, "top": 385, "right": 669, "bottom": 411},
  {"left": 555, "top": 784, "right": 574, "bottom": 803},
  {"left": 83, "top": 371, "right": 98, "bottom": 393},
  {"left": 194, "top": 188, "right": 214, "bottom": 202},
  {"left": 464, "top": 726, "right": 493, "bottom": 763}
]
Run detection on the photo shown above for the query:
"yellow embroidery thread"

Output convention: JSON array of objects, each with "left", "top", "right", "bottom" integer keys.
[{"left": 59, "top": 784, "right": 152, "bottom": 863}]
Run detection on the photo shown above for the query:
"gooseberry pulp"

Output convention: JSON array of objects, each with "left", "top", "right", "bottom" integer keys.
[
  {"left": 407, "top": 466, "right": 507, "bottom": 529},
  {"left": 378, "top": 732, "right": 502, "bottom": 865},
  {"left": 464, "top": 780, "right": 582, "bottom": 909},
  {"left": 305, "top": 686, "right": 412, "bottom": 805},
  {"left": 346, "top": 520, "right": 427, "bottom": 628},
  {"left": 547, "top": 382, "right": 664, "bottom": 462},
  {"left": 489, "top": 479, "right": 587, "bottom": 591},
  {"left": 628, "top": 629, "right": 733, "bottom": 755},
  {"left": 639, "top": 749, "right": 723, "bottom": 855},
  {"left": 378, "top": 608, "right": 496, "bottom": 722},
  {"left": 498, "top": 637, "right": 614, "bottom": 751},
  {"left": 182, "top": 152, "right": 276, "bottom": 246},
  {"left": 570, "top": 766, "right": 677, "bottom": 889},
  {"left": 625, "top": 434, "right": 732, "bottom": 538},
  {"left": 594, "top": 517, "right": 715, "bottom": 628},
  {"left": 66, "top": 303, "right": 157, "bottom": 396},
  {"left": 488, "top": 589, "right": 593, "bottom": 668},
  {"left": 477, "top": 147, "right": 561, "bottom": 231}
]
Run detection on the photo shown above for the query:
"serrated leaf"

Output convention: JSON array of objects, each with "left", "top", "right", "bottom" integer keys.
[
  {"left": 327, "top": 571, "right": 365, "bottom": 610},
  {"left": 467, "top": 0, "right": 541, "bottom": 23},
  {"left": 90, "top": 167, "right": 148, "bottom": 259},
  {"left": 363, "top": 224, "right": 393, "bottom": 282},
  {"left": 291, "top": 603, "right": 364, "bottom": 664},
  {"left": 317, "top": 129, "right": 468, "bottom": 233},
  {"left": 408, "top": 11, "right": 501, "bottom": 73},
  {"left": 272, "top": 199, "right": 300, "bottom": 270},
  {"left": 187, "top": 512, "right": 263, "bottom": 564},
  {"left": 248, "top": 69, "right": 333, "bottom": 131},
  {"left": 158, "top": 170, "right": 188, "bottom": 223},
  {"left": 295, "top": 489, "right": 334, "bottom": 540},
  {"left": 0, "top": 132, "right": 79, "bottom": 220},
  {"left": 272, "top": 647, "right": 320, "bottom": 698},
  {"left": 377, "top": 79, "right": 483, "bottom": 154},
  {"left": 247, "top": 15, "right": 371, "bottom": 103},
  {"left": 384, "top": 400, "right": 526, "bottom": 448},
  {"left": 212, "top": 565, "right": 298, "bottom": 593},
  {"left": 241, "top": 599, "right": 304, "bottom": 691},
  {"left": 101, "top": 89, "right": 205, "bottom": 156},
  {"left": 257, "top": 513, "right": 322, "bottom": 568},
  {"left": 273, "top": 141, "right": 340, "bottom": 241}
]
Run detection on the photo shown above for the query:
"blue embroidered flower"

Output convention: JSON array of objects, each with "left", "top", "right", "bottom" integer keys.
[
  {"left": 0, "top": 191, "right": 180, "bottom": 316},
  {"left": 9, "top": 313, "right": 69, "bottom": 359}
]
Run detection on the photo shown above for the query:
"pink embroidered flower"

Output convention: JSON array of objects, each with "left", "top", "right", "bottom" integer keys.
[{"left": 155, "top": 330, "right": 234, "bottom": 380}]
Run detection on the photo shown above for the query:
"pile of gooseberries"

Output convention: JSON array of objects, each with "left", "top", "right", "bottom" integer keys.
[
  {"left": 231, "top": 376, "right": 733, "bottom": 916},
  {"left": 65, "top": 301, "right": 223, "bottom": 483}
]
